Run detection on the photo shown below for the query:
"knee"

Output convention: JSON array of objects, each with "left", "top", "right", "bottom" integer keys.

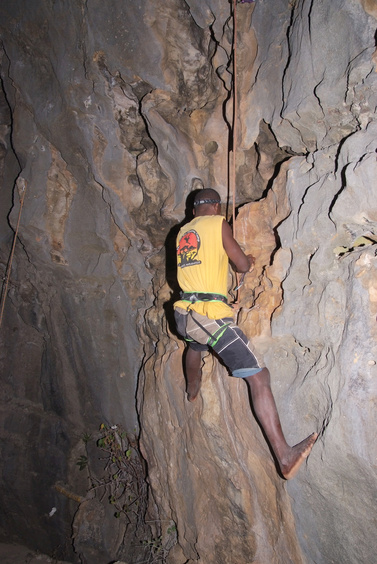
[
  {"left": 246, "top": 367, "right": 271, "bottom": 391},
  {"left": 185, "top": 346, "right": 202, "bottom": 370},
  {"left": 258, "top": 367, "right": 270, "bottom": 380}
]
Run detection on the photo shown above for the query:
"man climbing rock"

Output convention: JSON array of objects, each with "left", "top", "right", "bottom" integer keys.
[{"left": 174, "top": 188, "right": 317, "bottom": 479}]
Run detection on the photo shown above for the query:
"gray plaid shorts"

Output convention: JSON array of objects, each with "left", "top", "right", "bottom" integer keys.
[{"left": 174, "top": 307, "right": 264, "bottom": 377}]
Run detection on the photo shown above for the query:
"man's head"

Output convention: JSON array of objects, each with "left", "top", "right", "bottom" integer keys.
[{"left": 193, "top": 188, "right": 221, "bottom": 216}]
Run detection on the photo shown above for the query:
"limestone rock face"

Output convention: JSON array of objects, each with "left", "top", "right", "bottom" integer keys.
[{"left": 0, "top": 1, "right": 376, "bottom": 563}]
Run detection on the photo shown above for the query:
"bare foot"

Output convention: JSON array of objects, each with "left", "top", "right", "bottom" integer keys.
[
  {"left": 187, "top": 376, "right": 202, "bottom": 402},
  {"left": 280, "top": 432, "right": 318, "bottom": 480}
]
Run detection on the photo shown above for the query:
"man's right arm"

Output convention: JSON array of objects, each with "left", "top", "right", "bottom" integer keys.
[{"left": 222, "top": 219, "right": 254, "bottom": 273}]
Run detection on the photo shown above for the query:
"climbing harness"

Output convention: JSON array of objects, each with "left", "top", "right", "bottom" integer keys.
[
  {"left": 0, "top": 178, "right": 27, "bottom": 330},
  {"left": 180, "top": 291, "right": 228, "bottom": 304}
]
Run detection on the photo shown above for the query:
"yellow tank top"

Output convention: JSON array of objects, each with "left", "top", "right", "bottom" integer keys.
[{"left": 174, "top": 215, "right": 234, "bottom": 319}]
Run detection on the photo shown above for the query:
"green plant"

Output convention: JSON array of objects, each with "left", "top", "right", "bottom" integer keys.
[
  {"left": 76, "top": 455, "right": 88, "bottom": 471},
  {"left": 95, "top": 423, "right": 146, "bottom": 523},
  {"left": 77, "top": 423, "right": 177, "bottom": 563}
]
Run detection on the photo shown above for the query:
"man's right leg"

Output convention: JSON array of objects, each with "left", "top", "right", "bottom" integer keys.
[{"left": 184, "top": 346, "right": 202, "bottom": 402}]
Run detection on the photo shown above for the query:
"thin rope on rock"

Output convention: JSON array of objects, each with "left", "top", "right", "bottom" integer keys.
[
  {"left": 232, "top": 0, "right": 240, "bottom": 301},
  {"left": 231, "top": 0, "right": 255, "bottom": 303},
  {"left": 0, "top": 177, "right": 27, "bottom": 330}
]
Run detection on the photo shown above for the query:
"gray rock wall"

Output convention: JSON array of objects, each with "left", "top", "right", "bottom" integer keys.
[
  {"left": 239, "top": 2, "right": 377, "bottom": 561},
  {"left": 0, "top": 1, "right": 376, "bottom": 563}
]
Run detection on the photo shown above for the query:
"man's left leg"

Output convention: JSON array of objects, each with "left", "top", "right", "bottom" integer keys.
[
  {"left": 184, "top": 346, "right": 202, "bottom": 402},
  {"left": 174, "top": 308, "right": 204, "bottom": 402}
]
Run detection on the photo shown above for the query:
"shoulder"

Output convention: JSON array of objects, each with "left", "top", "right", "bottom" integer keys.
[
  {"left": 221, "top": 218, "right": 233, "bottom": 238},
  {"left": 207, "top": 215, "right": 226, "bottom": 227},
  {"left": 177, "top": 217, "right": 195, "bottom": 237}
]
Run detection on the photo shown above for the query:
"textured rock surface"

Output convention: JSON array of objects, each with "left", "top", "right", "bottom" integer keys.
[
  {"left": 0, "top": 543, "right": 71, "bottom": 564},
  {"left": 0, "top": 1, "right": 376, "bottom": 563}
]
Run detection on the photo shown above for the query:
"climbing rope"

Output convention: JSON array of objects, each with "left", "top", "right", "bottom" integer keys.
[
  {"left": 231, "top": 0, "right": 255, "bottom": 302},
  {"left": 231, "top": 0, "right": 256, "bottom": 228},
  {"left": 0, "top": 178, "right": 27, "bottom": 330},
  {"left": 232, "top": 0, "right": 240, "bottom": 301},
  {"left": 232, "top": 0, "right": 238, "bottom": 233}
]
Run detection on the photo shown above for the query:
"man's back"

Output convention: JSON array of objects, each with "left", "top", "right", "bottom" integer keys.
[{"left": 174, "top": 215, "right": 233, "bottom": 319}]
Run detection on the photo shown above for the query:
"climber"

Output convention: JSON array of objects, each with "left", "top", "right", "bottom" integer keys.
[{"left": 173, "top": 188, "right": 317, "bottom": 479}]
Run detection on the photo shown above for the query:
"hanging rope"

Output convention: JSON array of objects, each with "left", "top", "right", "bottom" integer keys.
[
  {"left": 231, "top": 0, "right": 255, "bottom": 302},
  {"left": 232, "top": 0, "right": 241, "bottom": 302},
  {"left": 232, "top": 0, "right": 238, "bottom": 234},
  {"left": 0, "top": 178, "right": 27, "bottom": 330}
]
